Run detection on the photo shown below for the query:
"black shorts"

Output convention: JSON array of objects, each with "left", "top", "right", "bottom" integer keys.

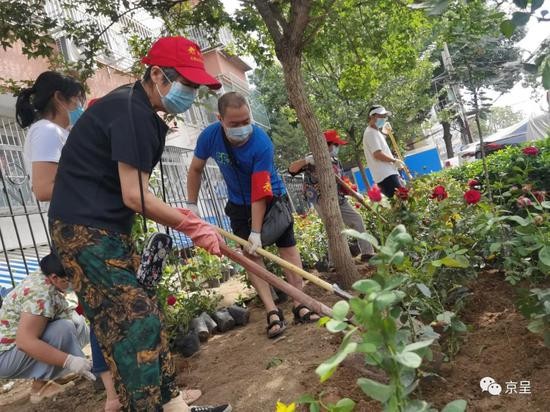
[
  {"left": 224, "top": 199, "right": 297, "bottom": 248},
  {"left": 377, "top": 174, "right": 402, "bottom": 198}
]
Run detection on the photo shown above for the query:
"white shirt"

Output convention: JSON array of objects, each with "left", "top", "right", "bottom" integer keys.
[
  {"left": 23, "top": 119, "right": 69, "bottom": 180},
  {"left": 362, "top": 125, "right": 398, "bottom": 183}
]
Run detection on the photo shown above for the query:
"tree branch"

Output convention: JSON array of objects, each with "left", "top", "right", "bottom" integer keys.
[
  {"left": 288, "top": 0, "right": 312, "bottom": 53},
  {"left": 302, "top": 0, "right": 338, "bottom": 47},
  {"left": 253, "top": 0, "right": 285, "bottom": 45}
]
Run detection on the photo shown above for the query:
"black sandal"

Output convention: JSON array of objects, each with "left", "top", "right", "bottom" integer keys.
[
  {"left": 266, "top": 309, "right": 286, "bottom": 339},
  {"left": 292, "top": 304, "right": 319, "bottom": 324}
]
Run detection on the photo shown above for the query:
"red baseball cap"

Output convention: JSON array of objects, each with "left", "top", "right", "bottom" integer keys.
[
  {"left": 323, "top": 129, "right": 348, "bottom": 145},
  {"left": 141, "top": 36, "right": 222, "bottom": 90}
]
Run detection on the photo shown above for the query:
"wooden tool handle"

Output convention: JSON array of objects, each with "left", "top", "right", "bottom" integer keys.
[{"left": 219, "top": 243, "right": 333, "bottom": 317}]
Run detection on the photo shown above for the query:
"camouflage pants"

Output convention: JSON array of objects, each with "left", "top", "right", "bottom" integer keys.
[{"left": 50, "top": 220, "right": 178, "bottom": 412}]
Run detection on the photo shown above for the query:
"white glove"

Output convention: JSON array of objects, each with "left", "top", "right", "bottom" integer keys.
[
  {"left": 246, "top": 231, "right": 262, "bottom": 256},
  {"left": 63, "top": 354, "right": 96, "bottom": 381},
  {"left": 393, "top": 159, "right": 406, "bottom": 170},
  {"left": 305, "top": 155, "right": 315, "bottom": 165},
  {"left": 185, "top": 202, "right": 200, "bottom": 217}
]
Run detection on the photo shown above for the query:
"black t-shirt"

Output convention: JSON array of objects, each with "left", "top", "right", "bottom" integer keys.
[{"left": 48, "top": 81, "right": 168, "bottom": 234}]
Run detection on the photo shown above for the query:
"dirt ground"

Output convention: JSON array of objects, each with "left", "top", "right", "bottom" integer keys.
[{"left": 1, "top": 268, "right": 549, "bottom": 411}]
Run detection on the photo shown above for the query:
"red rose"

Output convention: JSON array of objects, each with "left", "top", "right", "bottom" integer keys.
[
  {"left": 0, "top": 320, "right": 9, "bottom": 326},
  {"left": 166, "top": 295, "right": 177, "bottom": 306},
  {"left": 464, "top": 189, "right": 481, "bottom": 204},
  {"left": 395, "top": 187, "right": 409, "bottom": 200},
  {"left": 522, "top": 146, "right": 539, "bottom": 156},
  {"left": 367, "top": 185, "right": 382, "bottom": 202},
  {"left": 533, "top": 191, "right": 546, "bottom": 203},
  {"left": 517, "top": 196, "right": 532, "bottom": 208},
  {"left": 354, "top": 203, "right": 361, "bottom": 209},
  {"left": 468, "top": 179, "right": 479, "bottom": 188},
  {"left": 430, "top": 185, "right": 448, "bottom": 201}
]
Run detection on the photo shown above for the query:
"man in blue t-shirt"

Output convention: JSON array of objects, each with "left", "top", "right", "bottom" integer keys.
[{"left": 187, "top": 91, "right": 319, "bottom": 339}]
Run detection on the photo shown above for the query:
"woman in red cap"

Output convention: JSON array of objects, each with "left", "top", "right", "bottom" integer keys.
[{"left": 48, "top": 37, "right": 230, "bottom": 412}]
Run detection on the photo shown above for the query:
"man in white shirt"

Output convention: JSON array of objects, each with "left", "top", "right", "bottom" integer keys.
[{"left": 362, "top": 105, "right": 405, "bottom": 198}]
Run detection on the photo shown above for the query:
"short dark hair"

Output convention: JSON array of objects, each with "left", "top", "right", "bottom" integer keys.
[
  {"left": 142, "top": 66, "right": 180, "bottom": 85},
  {"left": 15, "top": 71, "right": 85, "bottom": 128},
  {"left": 39, "top": 253, "right": 67, "bottom": 278},
  {"left": 217, "top": 92, "right": 248, "bottom": 117}
]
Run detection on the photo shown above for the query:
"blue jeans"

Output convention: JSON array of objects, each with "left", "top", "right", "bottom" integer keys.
[{"left": 90, "top": 327, "right": 109, "bottom": 374}]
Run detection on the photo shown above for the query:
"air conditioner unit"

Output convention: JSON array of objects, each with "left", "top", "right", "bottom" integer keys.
[{"left": 56, "top": 36, "right": 83, "bottom": 63}]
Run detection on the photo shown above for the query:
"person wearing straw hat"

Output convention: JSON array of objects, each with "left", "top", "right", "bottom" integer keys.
[
  {"left": 362, "top": 105, "right": 405, "bottom": 198},
  {"left": 48, "top": 36, "right": 230, "bottom": 412},
  {"left": 289, "top": 129, "right": 375, "bottom": 264}
]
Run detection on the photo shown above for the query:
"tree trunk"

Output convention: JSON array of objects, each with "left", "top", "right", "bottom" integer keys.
[
  {"left": 279, "top": 54, "right": 359, "bottom": 288},
  {"left": 441, "top": 120, "right": 454, "bottom": 159}
]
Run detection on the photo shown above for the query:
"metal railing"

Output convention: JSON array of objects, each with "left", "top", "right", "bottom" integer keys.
[{"left": 0, "top": 115, "right": 304, "bottom": 288}]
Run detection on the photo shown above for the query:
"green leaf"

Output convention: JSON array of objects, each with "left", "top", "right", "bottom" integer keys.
[
  {"left": 316, "top": 342, "right": 357, "bottom": 382},
  {"left": 539, "top": 246, "right": 550, "bottom": 267},
  {"left": 512, "top": 11, "right": 531, "bottom": 26},
  {"left": 500, "top": 20, "right": 515, "bottom": 38},
  {"left": 416, "top": 283, "right": 431, "bottom": 298},
  {"left": 404, "top": 339, "right": 434, "bottom": 352},
  {"left": 343, "top": 229, "right": 379, "bottom": 248},
  {"left": 527, "top": 318, "right": 544, "bottom": 334},
  {"left": 375, "top": 291, "right": 398, "bottom": 310},
  {"left": 390, "top": 251, "right": 405, "bottom": 265},
  {"left": 506, "top": 215, "right": 529, "bottom": 226},
  {"left": 439, "top": 256, "right": 469, "bottom": 268},
  {"left": 404, "top": 400, "right": 431, "bottom": 412},
  {"left": 357, "top": 378, "right": 393, "bottom": 402},
  {"left": 441, "top": 399, "right": 467, "bottom": 412},
  {"left": 332, "top": 398, "right": 356, "bottom": 412},
  {"left": 531, "top": 0, "right": 544, "bottom": 12},
  {"left": 543, "top": 60, "right": 550, "bottom": 90},
  {"left": 489, "top": 242, "right": 502, "bottom": 253},
  {"left": 395, "top": 351, "right": 422, "bottom": 368},
  {"left": 512, "top": 0, "right": 528, "bottom": 8},
  {"left": 318, "top": 316, "right": 330, "bottom": 327},
  {"left": 310, "top": 403, "right": 321, "bottom": 412},
  {"left": 356, "top": 342, "right": 377, "bottom": 353},
  {"left": 353, "top": 279, "right": 381, "bottom": 294},
  {"left": 326, "top": 319, "right": 348, "bottom": 333},
  {"left": 296, "top": 394, "right": 316, "bottom": 404},
  {"left": 332, "top": 300, "right": 350, "bottom": 321},
  {"left": 541, "top": 201, "right": 550, "bottom": 210}
]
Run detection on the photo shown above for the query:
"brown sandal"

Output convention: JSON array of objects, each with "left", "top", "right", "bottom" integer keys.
[{"left": 266, "top": 309, "right": 286, "bottom": 339}]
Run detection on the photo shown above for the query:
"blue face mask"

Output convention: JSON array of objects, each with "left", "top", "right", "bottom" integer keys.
[
  {"left": 226, "top": 124, "right": 253, "bottom": 142},
  {"left": 375, "top": 118, "right": 386, "bottom": 129},
  {"left": 69, "top": 106, "right": 84, "bottom": 127},
  {"left": 157, "top": 75, "right": 197, "bottom": 114}
]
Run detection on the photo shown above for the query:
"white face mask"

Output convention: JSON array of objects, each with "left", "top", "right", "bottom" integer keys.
[
  {"left": 375, "top": 118, "right": 386, "bottom": 129},
  {"left": 331, "top": 146, "right": 340, "bottom": 156},
  {"left": 226, "top": 123, "right": 253, "bottom": 143}
]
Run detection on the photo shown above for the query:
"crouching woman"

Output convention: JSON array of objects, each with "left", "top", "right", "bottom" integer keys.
[{"left": 0, "top": 253, "right": 94, "bottom": 403}]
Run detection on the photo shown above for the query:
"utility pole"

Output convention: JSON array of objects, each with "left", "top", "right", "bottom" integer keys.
[{"left": 441, "top": 43, "right": 474, "bottom": 144}]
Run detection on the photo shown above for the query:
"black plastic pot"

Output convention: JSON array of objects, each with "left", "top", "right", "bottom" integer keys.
[
  {"left": 199, "top": 312, "right": 218, "bottom": 334},
  {"left": 174, "top": 329, "right": 200, "bottom": 357},
  {"left": 190, "top": 316, "right": 210, "bottom": 342},
  {"left": 227, "top": 304, "right": 250, "bottom": 326},
  {"left": 212, "top": 308, "right": 235, "bottom": 333}
]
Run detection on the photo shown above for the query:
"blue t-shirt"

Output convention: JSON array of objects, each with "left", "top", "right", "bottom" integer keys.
[{"left": 195, "top": 122, "right": 286, "bottom": 205}]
